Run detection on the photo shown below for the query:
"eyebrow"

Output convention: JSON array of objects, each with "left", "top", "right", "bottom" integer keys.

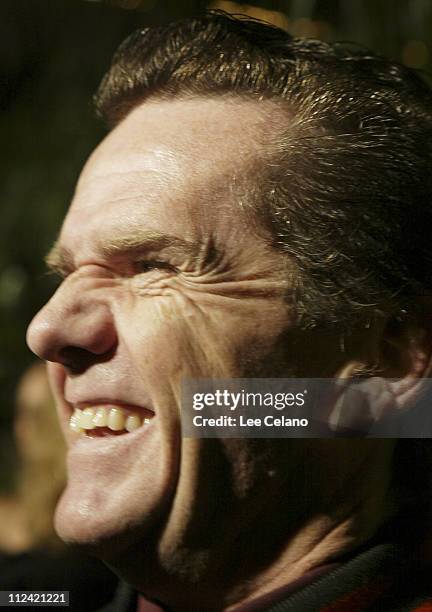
[
  {"left": 45, "top": 244, "right": 74, "bottom": 276},
  {"left": 45, "top": 230, "right": 215, "bottom": 275}
]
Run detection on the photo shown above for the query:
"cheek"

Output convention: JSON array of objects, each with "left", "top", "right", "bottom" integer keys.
[
  {"left": 47, "top": 363, "right": 70, "bottom": 435},
  {"left": 117, "top": 282, "right": 291, "bottom": 388},
  {"left": 118, "top": 291, "right": 231, "bottom": 385}
]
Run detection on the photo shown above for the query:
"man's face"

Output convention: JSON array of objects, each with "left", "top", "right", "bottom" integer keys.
[{"left": 26, "top": 97, "right": 302, "bottom": 578}]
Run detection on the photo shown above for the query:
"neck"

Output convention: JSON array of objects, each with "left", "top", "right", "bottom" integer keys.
[{"left": 225, "top": 439, "right": 397, "bottom": 610}]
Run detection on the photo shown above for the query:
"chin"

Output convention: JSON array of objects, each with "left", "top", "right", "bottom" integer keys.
[
  {"left": 54, "top": 489, "right": 124, "bottom": 555},
  {"left": 54, "top": 490, "right": 158, "bottom": 564},
  {"left": 54, "top": 462, "right": 174, "bottom": 563}
]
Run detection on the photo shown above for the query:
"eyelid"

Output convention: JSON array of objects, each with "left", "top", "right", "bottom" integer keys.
[
  {"left": 47, "top": 259, "right": 179, "bottom": 281},
  {"left": 134, "top": 259, "right": 179, "bottom": 274}
]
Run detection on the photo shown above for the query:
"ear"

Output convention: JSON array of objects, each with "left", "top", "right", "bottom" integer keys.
[
  {"left": 379, "top": 304, "right": 432, "bottom": 408},
  {"left": 328, "top": 302, "right": 432, "bottom": 433}
]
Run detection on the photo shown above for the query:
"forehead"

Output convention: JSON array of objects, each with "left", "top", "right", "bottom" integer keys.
[
  {"left": 83, "top": 96, "right": 270, "bottom": 177},
  {"left": 61, "top": 97, "right": 273, "bottom": 250}
]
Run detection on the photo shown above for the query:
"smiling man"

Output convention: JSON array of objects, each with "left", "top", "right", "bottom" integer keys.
[{"left": 26, "top": 11, "right": 432, "bottom": 612}]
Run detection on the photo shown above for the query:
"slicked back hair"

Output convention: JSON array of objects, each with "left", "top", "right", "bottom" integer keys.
[{"left": 95, "top": 10, "right": 432, "bottom": 331}]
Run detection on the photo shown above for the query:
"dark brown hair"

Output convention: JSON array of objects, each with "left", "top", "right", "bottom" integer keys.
[{"left": 95, "top": 10, "right": 432, "bottom": 330}]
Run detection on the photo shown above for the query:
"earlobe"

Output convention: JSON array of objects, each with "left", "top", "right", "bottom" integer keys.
[
  {"left": 328, "top": 375, "right": 393, "bottom": 432},
  {"left": 328, "top": 307, "right": 432, "bottom": 433}
]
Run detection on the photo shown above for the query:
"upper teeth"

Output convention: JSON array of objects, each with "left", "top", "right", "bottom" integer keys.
[{"left": 69, "top": 406, "right": 151, "bottom": 434}]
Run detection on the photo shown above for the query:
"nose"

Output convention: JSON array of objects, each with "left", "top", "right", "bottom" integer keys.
[{"left": 26, "top": 276, "right": 117, "bottom": 373}]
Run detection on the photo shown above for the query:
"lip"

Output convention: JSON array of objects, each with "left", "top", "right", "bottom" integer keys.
[
  {"left": 62, "top": 373, "right": 155, "bottom": 417},
  {"left": 65, "top": 395, "right": 155, "bottom": 414}
]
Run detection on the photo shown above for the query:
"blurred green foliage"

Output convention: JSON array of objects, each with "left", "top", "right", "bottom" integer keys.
[{"left": 0, "top": 0, "right": 430, "bottom": 487}]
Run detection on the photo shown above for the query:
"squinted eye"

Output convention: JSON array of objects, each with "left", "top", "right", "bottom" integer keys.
[{"left": 134, "top": 260, "right": 178, "bottom": 274}]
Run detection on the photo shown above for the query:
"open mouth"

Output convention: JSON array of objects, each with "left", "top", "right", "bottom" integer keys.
[{"left": 69, "top": 405, "right": 155, "bottom": 437}]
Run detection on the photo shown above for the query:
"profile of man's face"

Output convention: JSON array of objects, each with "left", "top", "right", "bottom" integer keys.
[{"left": 26, "top": 97, "right": 307, "bottom": 562}]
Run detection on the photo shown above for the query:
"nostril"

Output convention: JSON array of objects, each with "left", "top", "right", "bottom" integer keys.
[
  {"left": 59, "top": 345, "right": 116, "bottom": 375},
  {"left": 59, "top": 347, "right": 94, "bottom": 374}
]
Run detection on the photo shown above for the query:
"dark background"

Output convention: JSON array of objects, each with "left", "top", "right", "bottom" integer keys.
[{"left": 1, "top": 0, "right": 431, "bottom": 485}]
